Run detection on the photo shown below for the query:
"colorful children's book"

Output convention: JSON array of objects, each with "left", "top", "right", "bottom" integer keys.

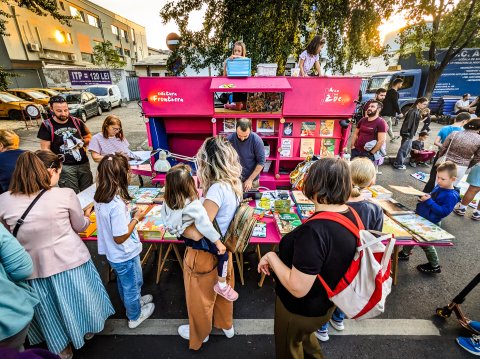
[
  {"left": 300, "top": 121, "right": 316, "bottom": 136},
  {"left": 132, "top": 188, "right": 162, "bottom": 204},
  {"left": 320, "top": 138, "right": 336, "bottom": 157},
  {"left": 128, "top": 185, "right": 140, "bottom": 198},
  {"left": 136, "top": 205, "right": 165, "bottom": 239},
  {"left": 252, "top": 221, "right": 267, "bottom": 238},
  {"left": 297, "top": 204, "right": 315, "bottom": 220},
  {"left": 274, "top": 212, "right": 302, "bottom": 236},
  {"left": 77, "top": 183, "right": 96, "bottom": 210},
  {"left": 381, "top": 215, "right": 412, "bottom": 240},
  {"left": 368, "top": 185, "right": 393, "bottom": 199},
  {"left": 280, "top": 138, "right": 293, "bottom": 157},
  {"left": 320, "top": 120, "right": 334, "bottom": 136},
  {"left": 392, "top": 214, "right": 455, "bottom": 242},
  {"left": 411, "top": 171, "right": 430, "bottom": 183},
  {"left": 370, "top": 198, "right": 414, "bottom": 216},
  {"left": 255, "top": 190, "right": 293, "bottom": 209},
  {"left": 291, "top": 190, "right": 313, "bottom": 205},
  {"left": 283, "top": 122, "right": 293, "bottom": 136},
  {"left": 223, "top": 119, "right": 236, "bottom": 133},
  {"left": 300, "top": 138, "right": 315, "bottom": 158},
  {"left": 256, "top": 119, "right": 275, "bottom": 134}
]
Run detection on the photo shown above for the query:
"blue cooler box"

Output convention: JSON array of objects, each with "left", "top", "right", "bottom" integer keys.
[{"left": 226, "top": 58, "right": 251, "bottom": 77}]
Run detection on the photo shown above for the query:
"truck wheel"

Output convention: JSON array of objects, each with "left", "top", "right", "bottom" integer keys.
[
  {"left": 80, "top": 111, "right": 87, "bottom": 123},
  {"left": 8, "top": 110, "right": 22, "bottom": 120},
  {"left": 97, "top": 106, "right": 102, "bottom": 116}
]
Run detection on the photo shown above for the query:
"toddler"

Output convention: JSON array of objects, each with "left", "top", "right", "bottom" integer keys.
[
  {"left": 409, "top": 131, "right": 436, "bottom": 167},
  {"left": 161, "top": 164, "right": 239, "bottom": 301}
]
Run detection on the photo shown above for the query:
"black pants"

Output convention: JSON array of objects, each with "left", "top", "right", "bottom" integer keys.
[{"left": 181, "top": 236, "right": 228, "bottom": 277}]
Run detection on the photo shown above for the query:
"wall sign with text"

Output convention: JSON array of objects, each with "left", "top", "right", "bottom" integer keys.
[{"left": 68, "top": 70, "right": 112, "bottom": 85}]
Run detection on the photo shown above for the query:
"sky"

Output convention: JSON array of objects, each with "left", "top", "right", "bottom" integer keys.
[{"left": 90, "top": 0, "right": 405, "bottom": 50}]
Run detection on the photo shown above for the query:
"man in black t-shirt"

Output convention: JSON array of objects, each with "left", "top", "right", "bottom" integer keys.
[
  {"left": 37, "top": 96, "right": 93, "bottom": 193},
  {"left": 381, "top": 78, "right": 403, "bottom": 142}
]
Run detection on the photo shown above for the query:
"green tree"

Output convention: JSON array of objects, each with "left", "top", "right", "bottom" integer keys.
[
  {"left": 0, "top": 0, "right": 71, "bottom": 90},
  {"left": 398, "top": 0, "right": 480, "bottom": 99},
  {"left": 92, "top": 40, "right": 126, "bottom": 69},
  {"left": 160, "top": 0, "right": 394, "bottom": 75}
]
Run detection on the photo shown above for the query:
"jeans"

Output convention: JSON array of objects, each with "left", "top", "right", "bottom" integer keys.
[
  {"left": 181, "top": 236, "right": 229, "bottom": 277},
  {"left": 319, "top": 307, "right": 345, "bottom": 332},
  {"left": 108, "top": 255, "right": 143, "bottom": 321},
  {"left": 383, "top": 116, "right": 395, "bottom": 139},
  {"left": 394, "top": 136, "right": 413, "bottom": 167},
  {"left": 59, "top": 162, "right": 93, "bottom": 193}
]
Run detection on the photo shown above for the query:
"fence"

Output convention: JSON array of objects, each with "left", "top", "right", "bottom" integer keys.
[{"left": 126, "top": 76, "right": 140, "bottom": 101}]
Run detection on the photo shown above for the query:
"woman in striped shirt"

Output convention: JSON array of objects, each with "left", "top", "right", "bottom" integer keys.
[{"left": 89, "top": 115, "right": 130, "bottom": 162}]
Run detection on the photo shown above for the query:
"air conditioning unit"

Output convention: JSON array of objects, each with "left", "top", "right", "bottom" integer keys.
[
  {"left": 27, "top": 43, "right": 40, "bottom": 52},
  {"left": 69, "top": 54, "right": 78, "bottom": 61}
]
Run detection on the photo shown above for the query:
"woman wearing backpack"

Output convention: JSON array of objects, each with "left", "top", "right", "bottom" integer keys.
[
  {"left": 258, "top": 158, "right": 359, "bottom": 359},
  {"left": 178, "top": 136, "right": 243, "bottom": 350}
]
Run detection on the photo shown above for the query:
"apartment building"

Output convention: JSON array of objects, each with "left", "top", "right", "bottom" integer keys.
[{"left": 0, "top": 0, "right": 148, "bottom": 87}]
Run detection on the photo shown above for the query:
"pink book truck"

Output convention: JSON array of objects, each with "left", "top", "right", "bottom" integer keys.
[{"left": 138, "top": 76, "right": 361, "bottom": 189}]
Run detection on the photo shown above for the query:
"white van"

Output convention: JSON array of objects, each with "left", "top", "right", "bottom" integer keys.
[{"left": 85, "top": 85, "right": 122, "bottom": 111}]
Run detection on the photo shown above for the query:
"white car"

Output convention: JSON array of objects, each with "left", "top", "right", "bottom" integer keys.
[{"left": 85, "top": 84, "right": 122, "bottom": 111}]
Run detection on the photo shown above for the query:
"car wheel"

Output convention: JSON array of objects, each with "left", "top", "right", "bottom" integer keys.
[
  {"left": 107, "top": 102, "right": 112, "bottom": 111},
  {"left": 80, "top": 111, "right": 87, "bottom": 123},
  {"left": 97, "top": 106, "right": 102, "bottom": 116},
  {"left": 8, "top": 110, "right": 22, "bottom": 120}
]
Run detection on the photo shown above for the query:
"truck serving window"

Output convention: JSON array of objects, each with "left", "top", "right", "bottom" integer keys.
[
  {"left": 366, "top": 75, "right": 391, "bottom": 93},
  {"left": 399, "top": 76, "right": 415, "bottom": 90}
]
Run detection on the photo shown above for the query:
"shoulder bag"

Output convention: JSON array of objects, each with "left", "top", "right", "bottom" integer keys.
[
  {"left": 12, "top": 189, "right": 47, "bottom": 237},
  {"left": 436, "top": 131, "right": 458, "bottom": 167}
]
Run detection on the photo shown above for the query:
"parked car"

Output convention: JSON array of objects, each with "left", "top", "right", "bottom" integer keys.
[
  {"left": 60, "top": 91, "right": 102, "bottom": 122},
  {"left": 32, "top": 88, "right": 61, "bottom": 97},
  {"left": 49, "top": 87, "right": 73, "bottom": 93},
  {"left": 0, "top": 91, "right": 45, "bottom": 120},
  {"left": 7, "top": 89, "right": 50, "bottom": 112},
  {"left": 85, "top": 84, "right": 122, "bottom": 111}
]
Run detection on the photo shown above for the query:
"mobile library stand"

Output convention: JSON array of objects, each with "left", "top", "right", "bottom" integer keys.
[{"left": 138, "top": 76, "right": 361, "bottom": 188}]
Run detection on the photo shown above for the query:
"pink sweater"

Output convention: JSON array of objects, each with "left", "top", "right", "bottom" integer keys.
[{"left": 0, "top": 187, "right": 91, "bottom": 279}]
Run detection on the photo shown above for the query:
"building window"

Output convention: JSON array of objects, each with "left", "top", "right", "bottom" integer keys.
[
  {"left": 131, "top": 29, "right": 136, "bottom": 43},
  {"left": 120, "top": 29, "right": 126, "bottom": 38},
  {"left": 115, "top": 47, "right": 123, "bottom": 55},
  {"left": 69, "top": 6, "right": 85, "bottom": 22},
  {"left": 59, "top": 1, "right": 65, "bottom": 11},
  {"left": 124, "top": 49, "right": 131, "bottom": 57},
  {"left": 66, "top": 32, "right": 73, "bottom": 44},
  {"left": 87, "top": 14, "right": 99, "bottom": 28},
  {"left": 81, "top": 52, "right": 94, "bottom": 63},
  {"left": 111, "top": 25, "right": 118, "bottom": 35}
]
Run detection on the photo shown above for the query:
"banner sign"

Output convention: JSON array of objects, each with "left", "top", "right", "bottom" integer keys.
[{"left": 68, "top": 70, "right": 112, "bottom": 85}]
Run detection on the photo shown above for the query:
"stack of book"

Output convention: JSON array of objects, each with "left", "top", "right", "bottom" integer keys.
[
  {"left": 370, "top": 198, "right": 414, "bottom": 216},
  {"left": 367, "top": 185, "right": 393, "bottom": 199}
]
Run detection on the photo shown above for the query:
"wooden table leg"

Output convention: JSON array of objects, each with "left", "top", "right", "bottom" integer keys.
[
  {"left": 172, "top": 243, "right": 184, "bottom": 272},
  {"left": 155, "top": 243, "right": 164, "bottom": 284},
  {"left": 141, "top": 243, "right": 155, "bottom": 267},
  {"left": 234, "top": 251, "right": 245, "bottom": 285},
  {"left": 258, "top": 244, "right": 276, "bottom": 288},
  {"left": 391, "top": 245, "right": 399, "bottom": 286},
  {"left": 156, "top": 244, "right": 173, "bottom": 284}
]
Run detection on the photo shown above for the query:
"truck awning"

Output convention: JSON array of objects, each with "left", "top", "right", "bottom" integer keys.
[{"left": 209, "top": 77, "right": 292, "bottom": 92}]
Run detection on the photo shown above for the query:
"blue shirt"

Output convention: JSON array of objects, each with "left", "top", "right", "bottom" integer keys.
[
  {"left": 228, "top": 132, "right": 266, "bottom": 181},
  {"left": 0, "top": 149, "right": 24, "bottom": 194},
  {"left": 416, "top": 186, "right": 460, "bottom": 224},
  {"left": 437, "top": 126, "right": 463, "bottom": 144}
]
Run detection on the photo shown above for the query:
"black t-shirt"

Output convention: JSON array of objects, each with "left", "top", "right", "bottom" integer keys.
[
  {"left": 37, "top": 117, "right": 89, "bottom": 165},
  {"left": 275, "top": 209, "right": 358, "bottom": 317}
]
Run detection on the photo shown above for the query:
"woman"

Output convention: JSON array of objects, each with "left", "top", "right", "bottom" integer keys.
[
  {"left": 0, "top": 130, "right": 24, "bottom": 194},
  {"left": 0, "top": 224, "right": 39, "bottom": 350},
  {"left": 258, "top": 158, "right": 358, "bottom": 359},
  {"left": 437, "top": 118, "right": 480, "bottom": 187},
  {"left": 88, "top": 115, "right": 130, "bottom": 162},
  {"left": 0, "top": 151, "right": 114, "bottom": 359},
  {"left": 178, "top": 136, "right": 243, "bottom": 350}
]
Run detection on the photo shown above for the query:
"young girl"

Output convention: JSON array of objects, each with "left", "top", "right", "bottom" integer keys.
[
  {"left": 161, "top": 163, "right": 239, "bottom": 302},
  {"left": 94, "top": 153, "right": 154, "bottom": 329},
  {"left": 298, "top": 35, "right": 325, "bottom": 77},
  {"left": 223, "top": 41, "right": 247, "bottom": 110},
  {"left": 316, "top": 157, "right": 384, "bottom": 342}
]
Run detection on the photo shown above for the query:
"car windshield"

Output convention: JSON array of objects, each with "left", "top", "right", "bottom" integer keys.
[
  {"left": 86, "top": 87, "right": 108, "bottom": 96},
  {"left": 366, "top": 75, "right": 392, "bottom": 93},
  {"left": 43, "top": 89, "right": 60, "bottom": 96},
  {"left": 0, "top": 93, "right": 23, "bottom": 102},
  {"left": 61, "top": 94, "right": 82, "bottom": 104},
  {"left": 26, "top": 91, "right": 49, "bottom": 99}
]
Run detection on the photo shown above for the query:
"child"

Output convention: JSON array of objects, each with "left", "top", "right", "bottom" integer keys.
[
  {"left": 160, "top": 164, "right": 239, "bottom": 301},
  {"left": 409, "top": 131, "right": 436, "bottom": 167},
  {"left": 94, "top": 154, "right": 154, "bottom": 328},
  {"left": 223, "top": 41, "right": 247, "bottom": 111},
  {"left": 420, "top": 107, "right": 431, "bottom": 132},
  {"left": 298, "top": 35, "right": 325, "bottom": 77},
  {"left": 315, "top": 157, "right": 384, "bottom": 342},
  {"left": 398, "top": 161, "right": 461, "bottom": 273}
]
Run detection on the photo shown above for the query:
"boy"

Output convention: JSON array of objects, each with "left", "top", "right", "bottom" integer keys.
[
  {"left": 409, "top": 131, "right": 436, "bottom": 167},
  {"left": 398, "top": 161, "right": 461, "bottom": 273}
]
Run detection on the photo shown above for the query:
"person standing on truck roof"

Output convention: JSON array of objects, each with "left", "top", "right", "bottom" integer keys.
[
  {"left": 454, "top": 94, "right": 473, "bottom": 115},
  {"left": 381, "top": 78, "right": 403, "bottom": 143}
]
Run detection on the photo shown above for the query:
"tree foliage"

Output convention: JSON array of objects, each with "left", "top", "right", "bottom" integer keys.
[
  {"left": 398, "top": 0, "right": 480, "bottom": 98},
  {"left": 160, "top": 0, "right": 394, "bottom": 75},
  {"left": 93, "top": 40, "right": 126, "bottom": 69}
]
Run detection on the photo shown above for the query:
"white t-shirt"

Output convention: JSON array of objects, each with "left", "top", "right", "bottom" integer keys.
[
  {"left": 454, "top": 99, "right": 469, "bottom": 113},
  {"left": 205, "top": 182, "right": 239, "bottom": 236},
  {"left": 298, "top": 50, "right": 319, "bottom": 74},
  {"left": 94, "top": 195, "right": 141, "bottom": 263}
]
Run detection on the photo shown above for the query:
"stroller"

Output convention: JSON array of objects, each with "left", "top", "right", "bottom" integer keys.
[{"left": 436, "top": 272, "right": 480, "bottom": 334}]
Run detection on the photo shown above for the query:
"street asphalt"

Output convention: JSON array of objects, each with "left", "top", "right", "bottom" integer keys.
[{"left": 1, "top": 102, "right": 479, "bottom": 358}]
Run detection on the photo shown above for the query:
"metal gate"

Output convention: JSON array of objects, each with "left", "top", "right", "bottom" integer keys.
[{"left": 126, "top": 76, "right": 140, "bottom": 101}]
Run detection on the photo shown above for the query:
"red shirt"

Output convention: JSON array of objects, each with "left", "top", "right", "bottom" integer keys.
[{"left": 354, "top": 117, "right": 387, "bottom": 151}]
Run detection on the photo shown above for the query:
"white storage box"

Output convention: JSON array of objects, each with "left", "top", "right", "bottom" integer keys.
[{"left": 256, "top": 63, "right": 278, "bottom": 76}]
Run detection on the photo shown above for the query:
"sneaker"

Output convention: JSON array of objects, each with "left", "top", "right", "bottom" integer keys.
[
  {"left": 409, "top": 162, "right": 417, "bottom": 168},
  {"left": 393, "top": 164, "right": 407, "bottom": 170},
  {"left": 222, "top": 326, "right": 235, "bottom": 338},
  {"left": 128, "top": 303, "right": 155, "bottom": 329},
  {"left": 214, "top": 283, "right": 239, "bottom": 302},
  {"left": 472, "top": 211, "right": 480, "bottom": 221},
  {"left": 140, "top": 294, "right": 153, "bottom": 306},
  {"left": 456, "top": 335, "right": 480, "bottom": 356},
  {"left": 330, "top": 318, "right": 344, "bottom": 331},
  {"left": 398, "top": 251, "right": 410, "bottom": 261},
  {"left": 468, "top": 320, "right": 480, "bottom": 333},
  {"left": 178, "top": 324, "right": 209, "bottom": 343},
  {"left": 417, "top": 263, "right": 441, "bottom": 274},
  {"left": 454, "top": 207, "right": 466, "bottom": 216},
  {"left": 315, "top": 329, "right": 329, "bottom": 342}
]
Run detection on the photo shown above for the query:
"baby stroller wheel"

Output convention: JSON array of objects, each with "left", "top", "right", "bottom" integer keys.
[{"left": 436, "top": 306, "right": 452, "bottom": 318}]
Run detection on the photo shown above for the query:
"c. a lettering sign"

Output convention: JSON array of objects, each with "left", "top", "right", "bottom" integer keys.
[{"left": 68, "top": 70, "right": 112, "bottom": 85}]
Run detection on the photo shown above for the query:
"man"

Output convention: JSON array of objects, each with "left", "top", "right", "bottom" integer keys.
[
  {"left": 227, "top": 118, "right": 265, "bottom": 191},
  {"left": 350, "top": 101, "right": 387, "bottom": 161},
  {"left": 454, "top": 93, "right": 472, "bottom": 114},
  {"left": 392, "top": 97, "right": 429, "bottom": 170},
  {"left": 381, "top": 78, "right": 403, "bottom": 142},
  {"left": 362, "top": 88, "right": 387, "bottom": 116},
  {"left": 423, "top": 112, "right": 471, "bottom": 192},
  {"left": 37, "top": 95, "right": 93, "bottom": 193}
]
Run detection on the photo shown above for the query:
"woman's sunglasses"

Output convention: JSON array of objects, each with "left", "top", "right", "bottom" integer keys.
[{"left": 49, "top": 154, "right": 65, "bottom": 169}]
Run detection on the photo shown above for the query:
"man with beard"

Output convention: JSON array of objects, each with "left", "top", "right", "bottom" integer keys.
[
  {"left": 37, "top": 95, "right": 93, "bottom": 193},
  {"left": 350, "top": 101, "right": 387, "bottom": 161},
  {"left": 362, "top": 87, "right": 387, "bottom": 117},
  {"left": 228, "top": 118, "right": 265, "bottom": 191}
]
